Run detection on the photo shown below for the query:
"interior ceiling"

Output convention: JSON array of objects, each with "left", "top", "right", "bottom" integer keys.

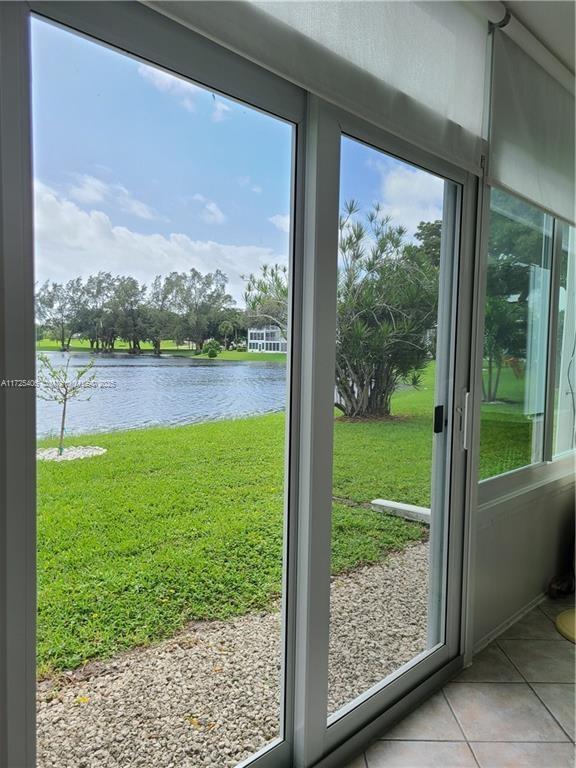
[{"left": 506, "top": 1, "right": 575, "bottom": 73}]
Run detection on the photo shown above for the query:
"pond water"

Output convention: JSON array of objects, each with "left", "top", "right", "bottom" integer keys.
[{"left": 37, "top": 352, "right": 287, "bottom": 438}]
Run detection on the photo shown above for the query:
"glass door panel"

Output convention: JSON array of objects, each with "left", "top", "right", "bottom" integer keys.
[
  {"left": 32, "top": 16, "right": 294, "bottom": 768},
  {"left": 327, "top": 135, "right": 457, "bottom": 718}
]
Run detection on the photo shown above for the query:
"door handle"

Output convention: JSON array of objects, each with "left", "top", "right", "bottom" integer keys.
[{"left": 433, "top": 404, "right": 445, "bottom": 434}]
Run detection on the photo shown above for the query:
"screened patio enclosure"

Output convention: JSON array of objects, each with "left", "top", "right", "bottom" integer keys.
[{"left": 0, "top": 2, "right": 573, "bottom": 768}]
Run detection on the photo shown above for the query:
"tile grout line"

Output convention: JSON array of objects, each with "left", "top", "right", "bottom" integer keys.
[
  {"left": 496, "top": 637, "right": 575, "bottom": 743},
  {"left": 440, "top": 686, "right": 481, "bottom": 767},
  {"left": 440, "top": 687, "right": 468, "bottom": 741},
  {"left": 526, "top": 681, "right": 575, "bottom": 744},
  {"left": 536, "top": 602, "right": 575, "bottom": 627},
  {"left": 461, "top": 739, "right": 575, "bottom": 744},
  {"left": 494, "top": 638, "right": 529, "bottom": 682}
]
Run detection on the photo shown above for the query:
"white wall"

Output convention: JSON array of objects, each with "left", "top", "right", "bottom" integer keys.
[{"left": 473, "top": 474, "right": 575, "bottom": 649}]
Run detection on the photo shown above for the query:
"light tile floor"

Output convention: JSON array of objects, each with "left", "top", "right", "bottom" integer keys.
[{"left": 345, "top": 596, "right": 575, "bottom": 767}]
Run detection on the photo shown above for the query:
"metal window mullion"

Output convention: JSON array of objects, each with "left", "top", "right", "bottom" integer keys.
[
  {"left": 0, "top": 4, "right": 37, "bottom": 767},
  {"left": 461, "top": 172, "right": 491, "bottom": 666},
  {"left": 543, "top": 219, "right": 563, "bottom": 461},
  {"left": 292, "top": 95, "right": 340, "bottom": 768}
]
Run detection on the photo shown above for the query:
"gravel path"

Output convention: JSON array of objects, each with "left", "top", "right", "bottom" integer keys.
[{"left": 37, "top": 541, "right": 428, "bottom": 768}]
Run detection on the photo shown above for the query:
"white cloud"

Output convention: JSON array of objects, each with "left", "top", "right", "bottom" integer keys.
[
  {"left": 376, "top": 163, "right": 444, "bottom": 239},
  {"left": 68, "top": 175, "right": 109, "bottom": 205},
  {"left": 192, "top": 193, "right": 227, "bottom": 225},
  {"left": 115, "top": 185, "right": 160, "bottom": 221},
  {"left": 33, "top": 182, "right": 279, "bottom": 302},
  {"left": 268, "top": 214, "right": 290, "bottom": 233},
  {"left": 137, "top": 63, "right": 200, "bottom": 113},
  {"left": 68, "top": 174, "right": 163, "bottom": 222},
  {"left": 238, "top": 176, "right": 262, "bottom": 194},
  {"left": 212, "top": 100, "right": 232, "bottom": 123}
]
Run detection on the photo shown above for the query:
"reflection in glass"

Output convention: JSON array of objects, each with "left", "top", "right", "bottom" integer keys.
[
  {"left": 479, "top": 188, "right": 553, "bottom": 480},
  {"left": 554, "top": 224, "right": 576, "bottom": 456}
]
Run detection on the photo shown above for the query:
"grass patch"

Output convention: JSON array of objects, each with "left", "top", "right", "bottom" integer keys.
[
  {"left": 37, "top": 360, "right": 528, "bottom": 674},
  {"left": 36, "top": 339, "right": 286, "bottom": 363},
  {"left": 38, "top": 414, "right": 424, "bottom": 675},
  {"left": 195, "top": 350, "right": 287, "bottom": 362}
]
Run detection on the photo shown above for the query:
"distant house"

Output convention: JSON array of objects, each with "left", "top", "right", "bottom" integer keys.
[{"left": 247, "top": 326, "right": 287, "bottom": 353}]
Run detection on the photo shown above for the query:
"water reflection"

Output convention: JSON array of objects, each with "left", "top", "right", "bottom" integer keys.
[{"left": 37, "top": 352, "right": 286, "bottom": 438}]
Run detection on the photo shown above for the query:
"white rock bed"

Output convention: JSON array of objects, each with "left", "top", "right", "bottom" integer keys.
[
  {"left": 37, "top": 446, "right": 107, "bottom": 462},
  {"left": 37, "top": 542, "right": 428, "bottom": 768}
]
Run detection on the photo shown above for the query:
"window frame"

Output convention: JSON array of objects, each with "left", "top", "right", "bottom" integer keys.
[
  {"left": 4, "top": 3, "right": 307, "bottom": 767},
  {"left": 477, "top": 184, "right": 576, "bottom": 506}
]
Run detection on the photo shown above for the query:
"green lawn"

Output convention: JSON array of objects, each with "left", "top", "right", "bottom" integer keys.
[
  {"left": 37, "top": 410, "right": 425, "bottom": 676},
  {"left": 37, "top": 338, "right": 155, "bottom": 352},
  {"left": 480, "top": 363, "right": 531, "bottom": 478},
  {"left": 37, "top": 360, "right": 527, "bottom": 675}
]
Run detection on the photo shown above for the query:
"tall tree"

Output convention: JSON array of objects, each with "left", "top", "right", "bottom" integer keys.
[
  {"left": 145, "top": 273, "right": 180, "bottom": 356},
  {"left": 77, "top": 272, "right": 117, "bottom": 351},
  {"left": 35, "top": 278, "right": 84, "bottom": 351},
  {"left": 173, "top": 269, "right": 234, "bottom": 351},
  {"left": 218, "top": 320, "right": 235, "bottom": 350},
  {"left": 110, "top": 277, "right": 148, "bottom": 353}
]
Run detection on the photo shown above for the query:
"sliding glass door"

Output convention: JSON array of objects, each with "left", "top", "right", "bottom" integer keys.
[
  {"left": 327, "top": 134, "right": 460, "bottom": 721},
  {"left": 0, "top": 5, "right": 476, "bottom": 767}
]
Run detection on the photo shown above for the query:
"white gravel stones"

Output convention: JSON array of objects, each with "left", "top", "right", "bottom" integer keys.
[
  {"left": 37, "top": 446, "right": 107, "bottom": 462},
  {"left": 328, "top": 540, "right": 428, "bottom": 712},
  {"left": 37, "top": 542, "right": 428, "bottom": 768}
]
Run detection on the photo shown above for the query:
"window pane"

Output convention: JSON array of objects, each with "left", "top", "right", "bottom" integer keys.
[
  {"left": 479, "top": 188, "right": 553, "bottom": 480},
  {"left": 554, "top": 223, "right": 576, "bottom": 456},
  {"left": 32, "top": 17, "right": 293, "bottom": 768}
]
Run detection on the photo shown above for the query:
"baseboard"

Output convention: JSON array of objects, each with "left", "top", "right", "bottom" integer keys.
[{"left": 473, "top": 591, "right": 547, "bottom": 655}]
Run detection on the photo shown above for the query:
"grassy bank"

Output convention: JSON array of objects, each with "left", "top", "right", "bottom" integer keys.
[
  {"left": 195, "top": 350, "right": 286, "bottom": 362},
  {"left": 36, "top": 338, "right": 286, "bottom": 363}
]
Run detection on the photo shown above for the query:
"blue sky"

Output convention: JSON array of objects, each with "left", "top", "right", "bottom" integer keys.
[{"left": 31, "top": 16, "right": 444, "bottom": 304}]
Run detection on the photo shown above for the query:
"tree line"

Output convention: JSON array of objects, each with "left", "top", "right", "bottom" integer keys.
[
  {"left": 37, "top": 199, "right": 528, "bottom": 418},
  {"left": 36, "top": 269, "right": 248, "bottom": 355}
]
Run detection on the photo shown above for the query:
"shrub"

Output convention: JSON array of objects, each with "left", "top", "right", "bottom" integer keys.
[{"left": 203, "top": 339, "right": 221, "bottom": 358}]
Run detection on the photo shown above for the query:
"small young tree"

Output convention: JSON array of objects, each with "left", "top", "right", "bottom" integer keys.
[{"left": 37, "top": 354, "right": 96, "bottom": 455}]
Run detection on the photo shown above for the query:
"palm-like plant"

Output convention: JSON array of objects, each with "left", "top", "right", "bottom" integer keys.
[{"left": 335, "top": 202, "right": 438, "bottom": 418}]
